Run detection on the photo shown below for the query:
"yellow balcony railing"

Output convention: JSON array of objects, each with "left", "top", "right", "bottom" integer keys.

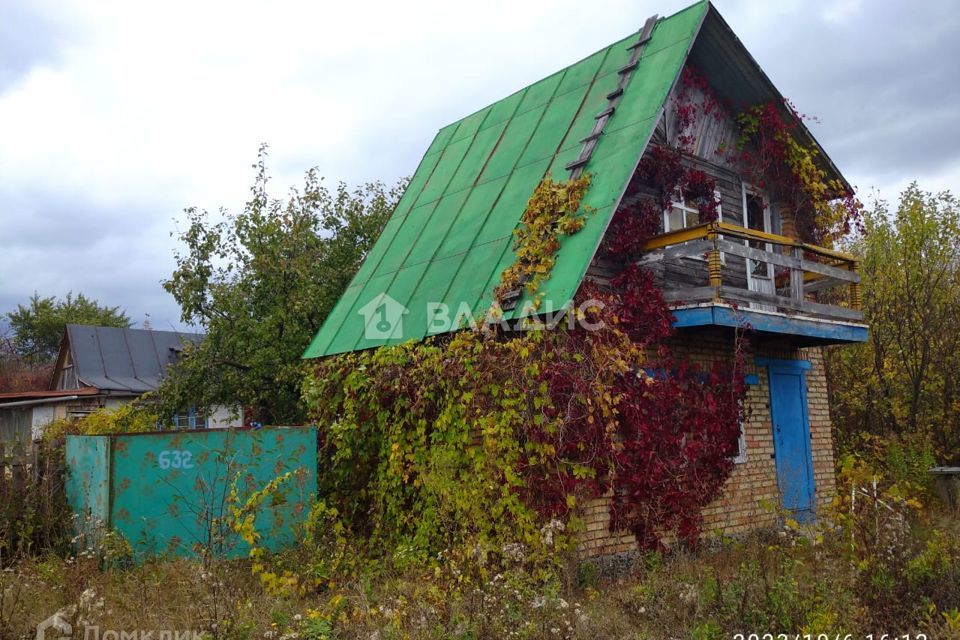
[{"left": 640, "top": 222, "right": 863, "bottom": 322}]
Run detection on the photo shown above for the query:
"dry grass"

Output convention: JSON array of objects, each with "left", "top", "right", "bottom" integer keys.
[{"left": 4, "top": 509, "right": 960, "bottom": 640}]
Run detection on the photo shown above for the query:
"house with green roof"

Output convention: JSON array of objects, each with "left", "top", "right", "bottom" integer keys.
[{"left": 305, "top": 1, "right": 867, "bottom": 553}]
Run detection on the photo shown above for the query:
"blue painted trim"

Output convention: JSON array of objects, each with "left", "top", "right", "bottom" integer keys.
[
  {"left": 671, "top": 305, "right": 868, "bottom": 344},
  {"left": 755, "top": 357, "right": 812, "bottom": 371},
  {"left": 646, "top": 367, "right": 759, "bottom": 386},
  {"left": 670, "top": 306, "right": 716, "bottom": 328}
]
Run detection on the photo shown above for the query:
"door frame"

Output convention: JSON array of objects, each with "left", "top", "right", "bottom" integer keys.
[{"left": 756, "top": 357, "right": 816, "bottom": 522}]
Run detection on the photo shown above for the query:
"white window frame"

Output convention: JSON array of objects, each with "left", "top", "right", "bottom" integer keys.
[
  {"left": 741, "top": 183, "right": 776, "bottom": 291},
  {"left": 663, "top": 188, "right": 724, "bottom": 262}
]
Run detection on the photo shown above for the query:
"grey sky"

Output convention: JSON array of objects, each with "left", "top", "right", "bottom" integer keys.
[{"left": 1, "top": 0, "right": 957, "bottom": 330}]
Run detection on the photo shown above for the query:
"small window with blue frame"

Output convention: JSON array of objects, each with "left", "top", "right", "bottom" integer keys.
[{"left": 172, "top": 407, "right": 208, "bottom": 429}]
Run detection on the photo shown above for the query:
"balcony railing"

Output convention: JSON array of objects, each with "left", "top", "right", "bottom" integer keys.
[{"left": 640, "top": 222, "right": 863, "bottom": 323}]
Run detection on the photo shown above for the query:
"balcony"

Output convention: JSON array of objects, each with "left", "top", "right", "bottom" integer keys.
[{"left": 639, "top": 222, "right": 868, "bottom": 345}]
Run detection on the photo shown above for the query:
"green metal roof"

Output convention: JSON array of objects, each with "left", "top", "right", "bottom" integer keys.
[{"left": 304, "top": 1, "right": 708, "bottom": 358}]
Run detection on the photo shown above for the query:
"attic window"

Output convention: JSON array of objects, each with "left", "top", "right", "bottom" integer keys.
[{"left": 58, "top": 364, "right": 77, "bottom": 391}]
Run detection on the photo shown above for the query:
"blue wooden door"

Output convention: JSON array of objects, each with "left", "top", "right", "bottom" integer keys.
[{"left": 764, "top": 360, "right": 816, "bottom": 522}]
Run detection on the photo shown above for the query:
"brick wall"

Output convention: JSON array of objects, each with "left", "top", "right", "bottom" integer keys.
[{"left": 578, "top": 330, "right": 837, "bottom": 557}]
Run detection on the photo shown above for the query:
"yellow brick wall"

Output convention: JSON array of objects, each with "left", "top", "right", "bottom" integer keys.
[{"left": 577, "top": 330, "right": 837, "bottom": 557}]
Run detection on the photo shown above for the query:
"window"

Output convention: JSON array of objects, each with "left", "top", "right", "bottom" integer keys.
[
  {"left": 172, "top": 407, "right": 208, "bottom": 429},
  {"left": 0, "top": 408, "right": 31, "bottom": 451},
  {"left": 664, "top": 188, "right": 723, "bottom": 232},
  {"left": 743, "top": 189, "right": 772, "bottom": 278},
  {"left": 664, "top": 197, "right": 701, "bottom": 232},
  {"left": 663, "top": 188, "right": 724, "bottom": 261}
]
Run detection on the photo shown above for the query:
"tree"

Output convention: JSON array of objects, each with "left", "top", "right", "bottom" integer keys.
[
  {"left": 156, "top": 146, "right": 402, "bottom": 424},
  {"left": 826, "top": 183, "right": 960, "bottom": 464},
  {"left": 0, "top": 329, "right": 54, "bottom": 392},
  {"left": 5, "top": 292, "right": 131, "bottom": 364}
]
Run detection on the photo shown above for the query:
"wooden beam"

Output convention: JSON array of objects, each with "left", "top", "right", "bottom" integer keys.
[
  {"left": 642, "top": 223, "right": 711, "bottom": 250},
  {"left": 713, "top": 222, "right": 858, "bottom": 263},
  {"left": 645, "top": 221, "right": 858, "bottom": 265},
  {"left": 789, "top": 247, "right": 804, "bottom": 301},
  {"left": 714, "top": 221, "right": 793, "bottom": 247},
  {"left": 637, "top": 239, "right": 715, "bottom": 264},
  {"left": 718, "top": 286, "right": 864, "bottom": 321},
  {"left": 803, "top": 276, "right": 846, "bottom": 294},
  {"left": 662, "top": 287, "right": 717, "bottom": 303},
  {"left": 715, "top": 239, "right": 859, "bottom": 283}
]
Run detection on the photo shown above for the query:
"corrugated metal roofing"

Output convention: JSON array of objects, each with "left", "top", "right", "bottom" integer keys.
[
  {"left": 66, "top": 325, "right": 203, "bottom": 394},
  {"left": 304, "top": 2, "right": 709, "bottom": 358},
  {"left": 0, "top": 387, "right": 100, "bottom": 403}
]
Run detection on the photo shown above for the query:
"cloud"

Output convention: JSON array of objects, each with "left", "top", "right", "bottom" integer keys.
[
  {"left": 720, "top": 0, "right": 960, "bottom": 196},
  {"left": 0, "top": 191, "right": 179, "bottom": 328},
  {"left": 0, "top": 0, "right": 956, "bottom": 330},
  {"left": 0, "top": 1, "right": 72, "bottom": 93}
]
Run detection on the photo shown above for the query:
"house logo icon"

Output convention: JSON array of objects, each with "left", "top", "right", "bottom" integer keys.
[
  {"left": 36, "top": 611, "right": 71, "bottom": 640},
  {"left": 358, "top": 293, "right": 409, "bottom": 340}
]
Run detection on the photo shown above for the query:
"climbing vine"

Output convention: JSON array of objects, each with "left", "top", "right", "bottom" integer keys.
[
  {"left": 494, "top": 173, "right": 593, "bottom": 311},
  {"left": 304, "top": 168, "right": 747, "bottom": 561},
  {"left": 735, "top": 102, "right": 862, "bottom": 244}
]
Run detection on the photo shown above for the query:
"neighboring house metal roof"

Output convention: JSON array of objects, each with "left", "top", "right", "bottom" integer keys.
[
  {"left": 0, "top": 387, "right": 100, "bottom": 403},
  {"left": 302, "top": 0, "right": 847, "bottom": 358},
  {"left": 0, "top": 387, "right": 100, "bottom": 409},
  {"left": 64, "top": 324, "right": 203, "bottom": 394}
]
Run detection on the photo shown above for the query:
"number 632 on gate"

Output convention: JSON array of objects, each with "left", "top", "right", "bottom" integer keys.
[{"left": 157, "top": 449, "right": 194, "bottom": 470}]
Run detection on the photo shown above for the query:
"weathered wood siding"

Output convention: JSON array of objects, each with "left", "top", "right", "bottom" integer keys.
[{"left": 585, "top": 63, "right": 790, "bottom": 296}]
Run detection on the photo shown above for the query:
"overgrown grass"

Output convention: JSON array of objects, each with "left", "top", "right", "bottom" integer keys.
[
  {"left": 5, "top": 431, "right": 958, "bottom": 639},
  {"left": 4, "top": 506, "right": 959, "bottom": 639}
]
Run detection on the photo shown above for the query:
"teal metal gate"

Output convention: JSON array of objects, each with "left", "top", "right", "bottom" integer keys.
[{"left": 66, "top": 426, "right": 317, "bottom": 560}]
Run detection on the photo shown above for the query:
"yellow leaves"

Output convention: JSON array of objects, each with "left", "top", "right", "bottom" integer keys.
[
  {"left": 903, "top": 497, "right": 923, "bottom": 511},
  {"left": 942, "top": 608, "right": 960, "bottom": 634},
  {"left": 493, "top": 174, "right": 594, "bottom": 311},
  {"left": 258, "top": 569, "right": 300, "bottom": 598}
]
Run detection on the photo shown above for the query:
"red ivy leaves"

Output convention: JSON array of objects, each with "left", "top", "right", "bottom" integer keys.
[
  {"left": 682, "top": 169, "right": 721, "bottom": 223},
  {"left": 608, "top": 265, "right": 675, "bottom": 346},
  {"left": 674, "top": 65, "right": 726, "bottom": 153},
  {"left": 519, "top": 259, "right": 747, "bottom": 551},
  {"left": 638, "top": 145, "right": 686, "bottom": 210},
  {"left": 733, "top": 101, "right": 863, "bottom": 243},
  {"left": 610, "top": 358, "right": 745, "bottom": 549},
  {"left": 603, "top": 200, "right": 661, "bottom": 261}
]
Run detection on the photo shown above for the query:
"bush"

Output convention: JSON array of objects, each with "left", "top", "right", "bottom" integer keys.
[
  {"left": 1, "top": 404, "right": 158, "bottom": 566},
  {"left": 0, "top": 442, "right": 71, "bottom": 564},
  {"left": 42, "top": 403, "right": 159, "bottom": 442}
]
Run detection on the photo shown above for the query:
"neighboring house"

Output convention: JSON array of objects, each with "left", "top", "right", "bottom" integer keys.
[
  {"left": 303, "top": 1, "right": 868, "bottom": 555},
  {"left": 0, "top": 324, "right": 242, "bottom": 449}
]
